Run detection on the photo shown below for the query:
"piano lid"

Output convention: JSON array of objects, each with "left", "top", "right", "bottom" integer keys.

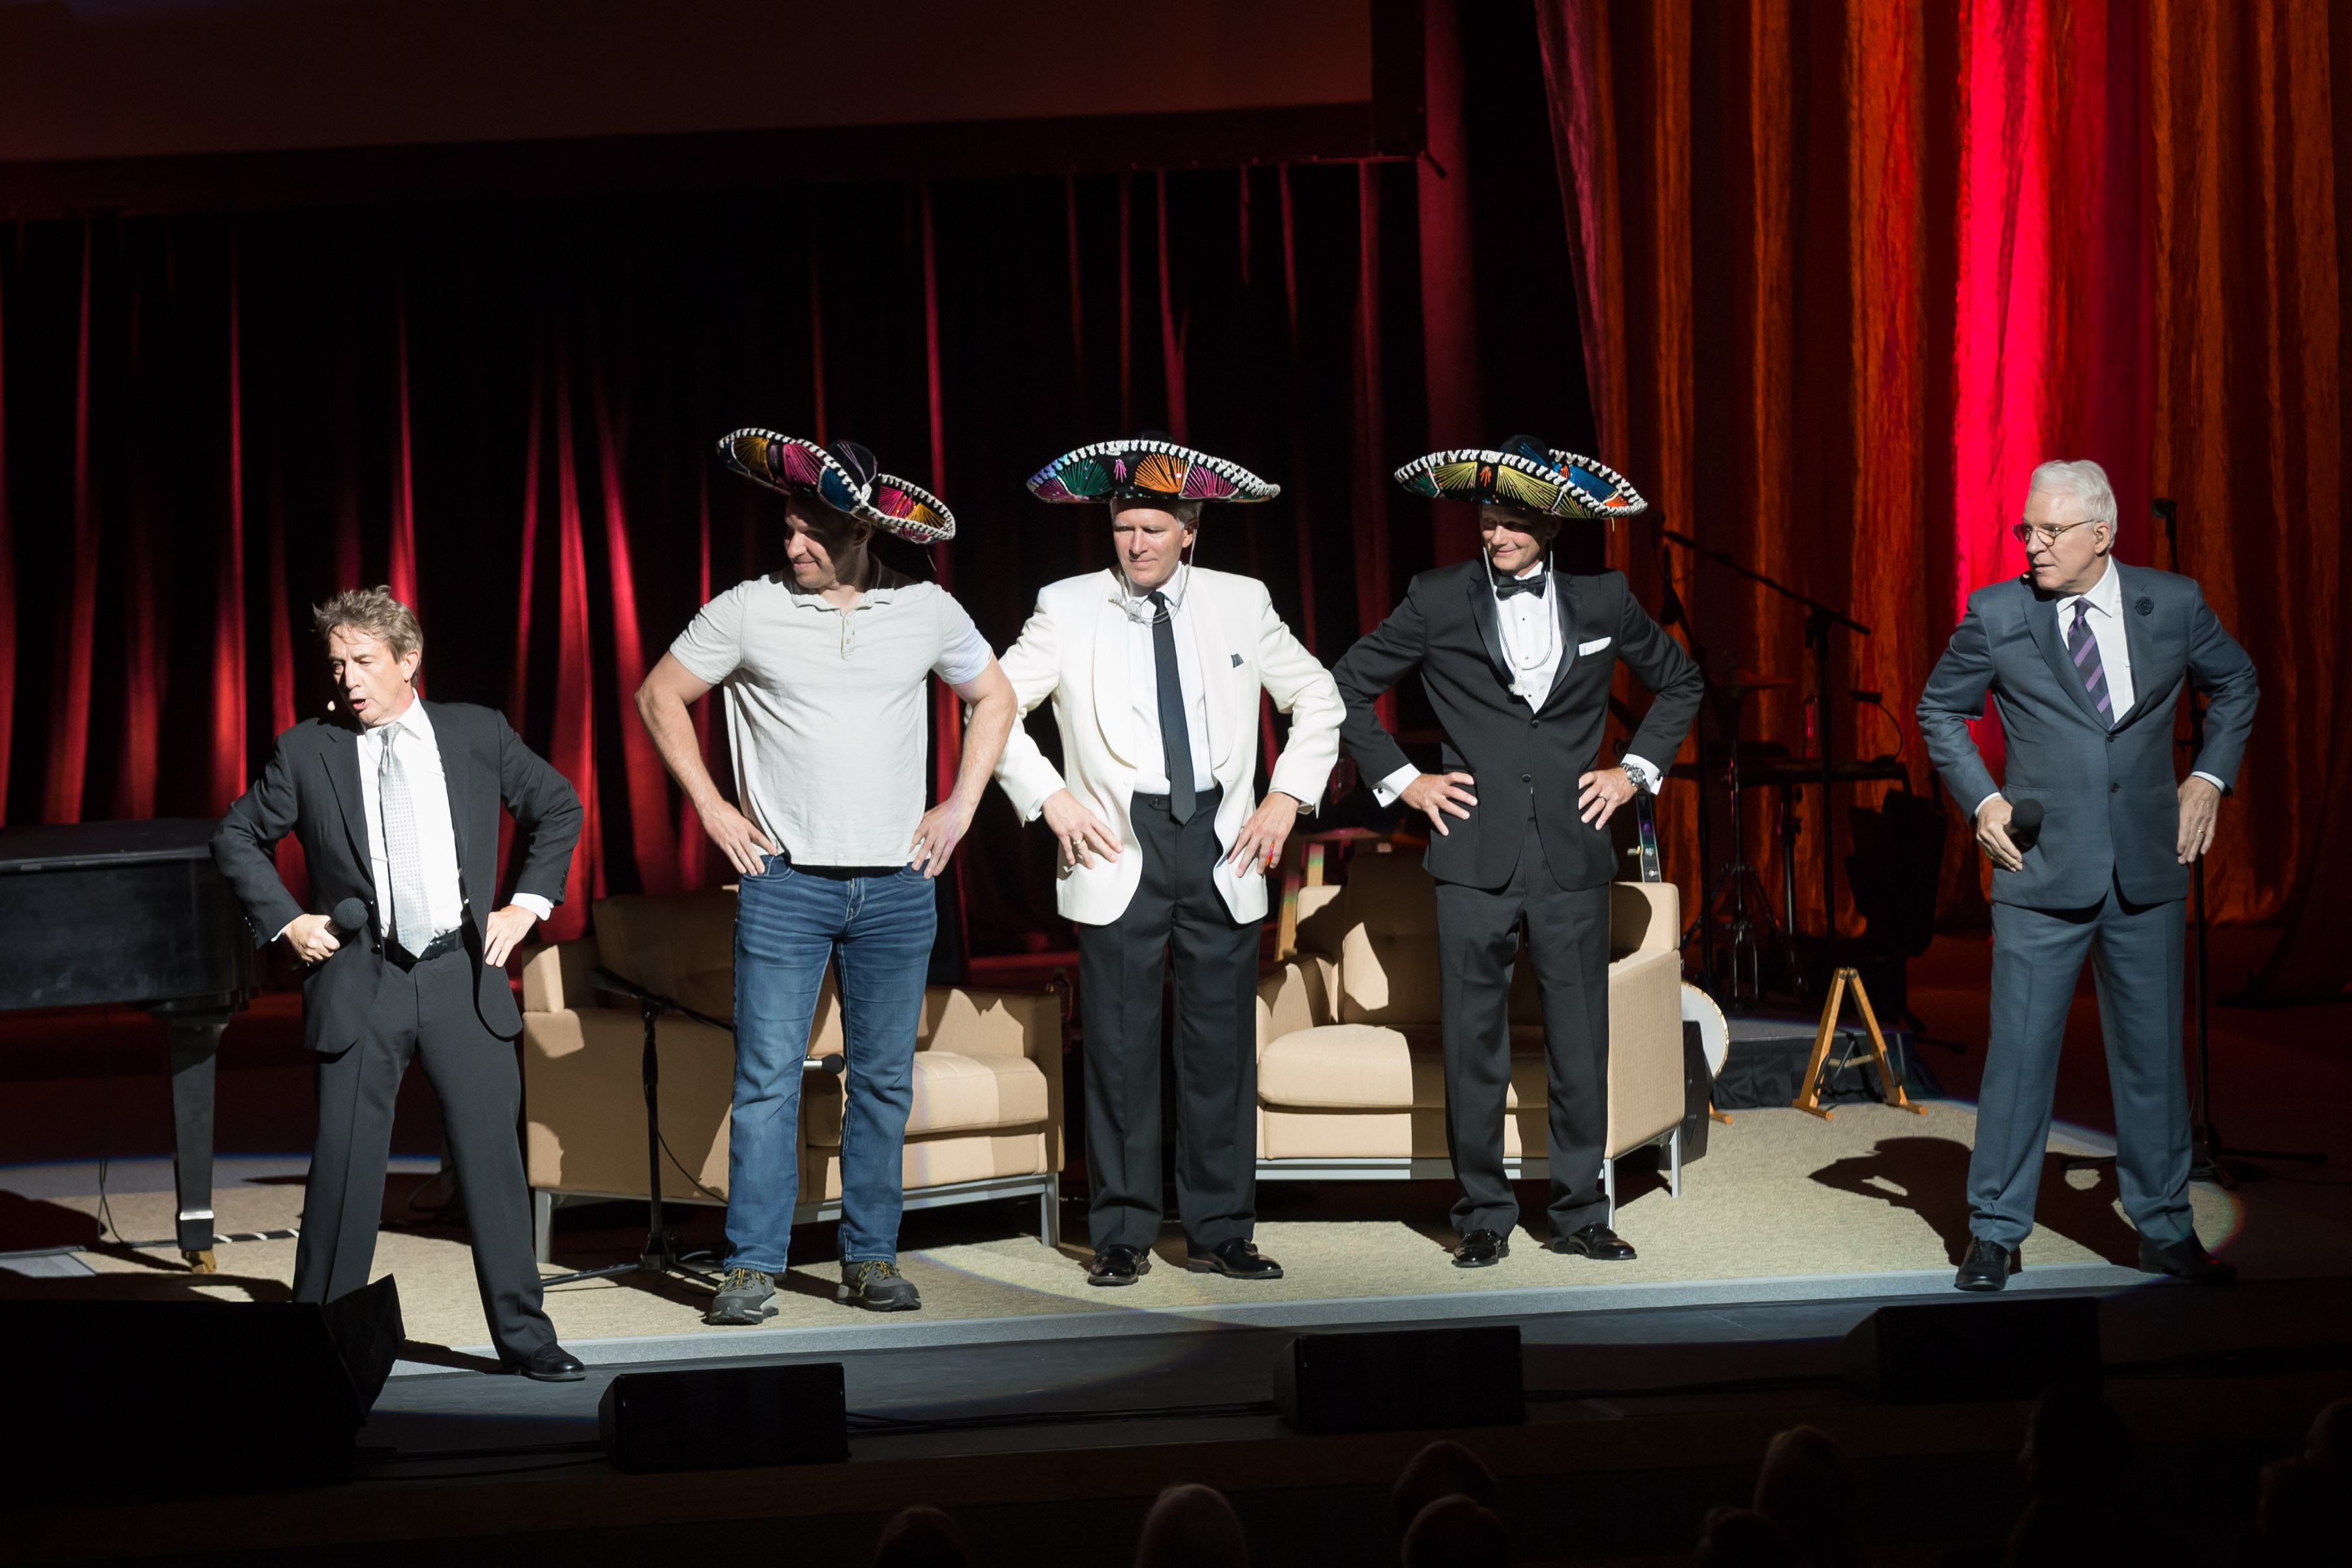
[{"left": 0, "top": 818, "right": 220, "bottom": 874}]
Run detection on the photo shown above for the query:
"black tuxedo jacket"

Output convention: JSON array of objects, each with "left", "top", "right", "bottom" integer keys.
[
  {"left": 210, "top": 702, "right": 582, "bottom": 1052},
  {"left": 1333, "top": 563, "right": 1703, "bottom": 892}
]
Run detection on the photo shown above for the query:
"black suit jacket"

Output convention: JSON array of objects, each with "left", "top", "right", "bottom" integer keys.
[
  {"left": 210, "top": 702, "right": 583, "bottom": 1053},
  {"left": 1333, "top": 563, "right": 1703, "bottom": 892}
]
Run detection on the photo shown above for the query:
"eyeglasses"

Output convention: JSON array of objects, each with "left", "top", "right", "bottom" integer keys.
[{"left": 2011, "top": 519, "right": 2100, "bottom": 547}]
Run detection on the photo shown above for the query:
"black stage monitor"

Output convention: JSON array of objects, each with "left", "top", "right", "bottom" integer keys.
[
  {"left": 1275, "top": 1324, "right": 1524, "bottom": 1435},
  {"left": 598, "top": 1362, "right": 849, "bottom": 1472},
  {"left": 1843, "top": 1295, "right": 2101, "bottom": 1403}
]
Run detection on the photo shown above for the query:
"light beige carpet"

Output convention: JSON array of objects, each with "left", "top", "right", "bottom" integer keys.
[{"left": 18, "top": 1103, "right": 2260, "bottom": 1350}]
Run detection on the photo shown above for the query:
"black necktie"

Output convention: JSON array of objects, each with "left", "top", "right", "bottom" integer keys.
[
  {"left": 1148, "top": 591, "right": 1194, "bottom": 824},
  {"left": 1495, "top": 572, "right": 1547, "bottom": 600}
]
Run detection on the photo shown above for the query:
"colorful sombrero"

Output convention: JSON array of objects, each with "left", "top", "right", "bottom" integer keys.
[
  {"left": 1393, "top": 436, "right": 1647, "bottom": 520},
  {"left": 1027, "top": 434, "right": 1280, "bottom": 506},
  {"left": 717, "top": 429, "right": 956, "bottom": 544}
]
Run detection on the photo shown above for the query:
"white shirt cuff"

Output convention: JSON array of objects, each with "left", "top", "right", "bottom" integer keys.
[
  {"left": 511, "top": 894, "right": 553, "bottom": 922},
  {"left": 1974, "top": 792, "right": 2004, "bottom": 821},
  {"left": 1371, "top": 763, "right": 1422, "bottom": 809},
  {"left": 276, "top": 917, "right": 301, "bottom": 944},
  {"left": 1620, "top": 754, "right": 1662, "bottom": 795},
  {"left": 2190, "top": 770, "right": 2226, "bottom": 793}
]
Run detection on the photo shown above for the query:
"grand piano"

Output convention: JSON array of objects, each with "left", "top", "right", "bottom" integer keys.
[{"left": 0, "top": 819, "right": 259, "bottom": 1270}]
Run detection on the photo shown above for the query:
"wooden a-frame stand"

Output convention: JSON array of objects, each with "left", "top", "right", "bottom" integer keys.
[{"left": 1792, "top": 967, "right": 1927, "bottom": 1120}]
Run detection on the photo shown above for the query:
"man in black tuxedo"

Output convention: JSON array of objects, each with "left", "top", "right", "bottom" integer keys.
[
  {"left": 1333, "top": 441, "right": 1701, "bottom": 1268},
  {"left": 212, "top": 587, "right": 585, "bottom": 1379}
]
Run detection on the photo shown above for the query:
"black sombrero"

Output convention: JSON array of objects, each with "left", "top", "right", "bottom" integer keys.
[
  {"left": 717, "top": 429, "right": 956, "bottom": 544},
  {"left": 1027, "top": 433, "right": 1279, "bottom": 507},
  {"left": 1393, "top": 435, "right": 1646, "bottom": 520}
]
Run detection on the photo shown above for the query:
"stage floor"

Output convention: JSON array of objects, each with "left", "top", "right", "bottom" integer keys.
[{"left": 8, "top": 1099, "right": 2336, "bottom": 1358}]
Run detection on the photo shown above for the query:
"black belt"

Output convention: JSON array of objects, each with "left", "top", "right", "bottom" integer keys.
[
  {"left": 385, "top": 929, "right": 465, "bottom": 970},
  {"left": 1133, "top": 783, "right": 1223, "bottom": 812}
]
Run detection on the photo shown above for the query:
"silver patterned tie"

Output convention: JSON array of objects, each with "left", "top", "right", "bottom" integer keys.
[{"left": 377, "top": 721, "right": 434, "bottom": 953}]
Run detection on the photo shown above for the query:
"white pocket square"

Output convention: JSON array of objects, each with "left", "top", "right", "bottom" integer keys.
[{"left": 1577, "top": 636, "right": 1612, "bottom": 655}]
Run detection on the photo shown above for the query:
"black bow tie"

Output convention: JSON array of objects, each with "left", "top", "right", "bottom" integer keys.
[{"left": 1495, "top": 574, "right": 1548, "bottom": 600}]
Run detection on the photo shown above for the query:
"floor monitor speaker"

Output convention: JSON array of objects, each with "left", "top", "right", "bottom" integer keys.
[
  {"left": 1843, "top": 1295, "right": 2100, "bottom": 1403},
  {"left": 1275, "top": 1324, "right": 1524, "bottom": 1434},
  {"left": 598, "top": 1362, "right": 848, "bottom": 1471}
]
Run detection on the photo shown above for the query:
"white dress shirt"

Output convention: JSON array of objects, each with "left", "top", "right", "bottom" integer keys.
[
  {"left": 278, "top": 698, "right": 549, "bottom": 943},
  {"left": 1972, "top": 557, "right": 2223, "bottom": 819},
  {"left": 1374, "top": 557, "right": 1661, "bottom": 806},
  {"left": 1124, "top": 566, "right": 1216, "bottom": 796}
]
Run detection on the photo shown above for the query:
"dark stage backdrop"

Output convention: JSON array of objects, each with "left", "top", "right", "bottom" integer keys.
[{"left": 1, "top": 2, "right": 2346, "bottom": 988}]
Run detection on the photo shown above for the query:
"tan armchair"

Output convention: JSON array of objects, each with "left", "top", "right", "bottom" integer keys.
[
  {"left": 1254, "top": 843, "right": 1686, "bottom": 1216},
  {"left": 519, "top": 889, "right": 1065, "bottom": 1260}
]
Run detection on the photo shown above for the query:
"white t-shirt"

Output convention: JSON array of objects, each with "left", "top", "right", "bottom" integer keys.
[{"left": 669, "top": 570, "right": 992, "bottom": 867}]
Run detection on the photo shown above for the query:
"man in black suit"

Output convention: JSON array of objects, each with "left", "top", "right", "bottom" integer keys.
[
  {"left": 1333, "top": 441, "right": 1701, "bottom": 1268},
  {"left": 212, "top": 587, "right": 585, "bottom": 1379}
]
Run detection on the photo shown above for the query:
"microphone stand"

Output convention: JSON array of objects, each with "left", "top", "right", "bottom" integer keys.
[
  {"left": 540, "top": 966, "right": 845, "bottom": 1290},
  {"left": 1656, "top": 527, "right": 1875, "bottom": 980},
  {"left": 2153, "top": 498, "right": 2324, "bottom": 1188}
]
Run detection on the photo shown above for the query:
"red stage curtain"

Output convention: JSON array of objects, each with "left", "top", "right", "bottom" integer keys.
[
  {"left": 1416, "top": 0, "right": 1484, "bottom": 569},
  {"left": 0, "top": 253, "right": 12, "bottom": 826},
  {"left": 47, "top": 224, "right": 97, "bottom": 824},
  {"left": 2153, "top": 0, "right": 2349, "bottom": 994},
  {"left": 1531, "top": 0, "right": 2330, "bottom": 938},
  {"left": 209, "top": 240, "right": 248, "bottom": 819}
]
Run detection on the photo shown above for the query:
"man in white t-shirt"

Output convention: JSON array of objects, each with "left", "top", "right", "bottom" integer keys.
[{"left": 636, "top": 431, "right": 1014, "bottom": 1322}]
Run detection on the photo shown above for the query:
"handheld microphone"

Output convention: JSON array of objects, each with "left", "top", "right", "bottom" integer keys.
[
  {"left": 2008, "top": 798, "right": 2045, "bottom": 853},
  {"left": 332, "top": 898, "right": 368, "bottom": 935}
]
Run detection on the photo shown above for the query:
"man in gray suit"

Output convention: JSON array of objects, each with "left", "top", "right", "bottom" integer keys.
[{"left": 1918, "top": 459, "right": 2255, "bottom": 1291}]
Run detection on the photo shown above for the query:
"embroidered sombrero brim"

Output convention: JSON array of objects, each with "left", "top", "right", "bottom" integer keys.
[
  {"left": 718, "top": 429, "right": 874, "bottom": 517},
  {"left": 1028, "top": 437, "right": 1279, "bottom": 506},
  {"left": 1393, "top": 446, "right": 1648, "bottom": 520},
  {"left": 864, "top": 473, "right": 956, "bottom": 544},
  {"left": 718, "top": 429, "right": 955, "bottom": 543}
]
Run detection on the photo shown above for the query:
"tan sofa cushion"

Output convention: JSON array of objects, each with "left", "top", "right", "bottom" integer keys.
[
  {"left": 591, "top": 890, "right": 740, "bottom": 1022},
  {"left": 1260, "top": 1023, "right": 1548, "bottom": 1109},
  {"left": 1259, "top": 1105, "right": 1541, "bottom": 1159},
  {"left": 801, "top": 1128, "right": 1053, "bottom": 1198},
  {"left": 802, "top": 1050, "right": 1049, "bottom": 1147},
  {"left": 1330, "top": 851, "right": 1443, "bottom": 1026}
]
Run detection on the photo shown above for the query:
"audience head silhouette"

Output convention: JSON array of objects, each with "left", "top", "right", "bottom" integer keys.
[
  {"left": 1752, "top": 1426, "right": 1869, "bottom": 1568},
  {"left": 1693, "top": 1507, "right": 1797, "bottom": 1567},
  {"left": 1392, "top": 1440, "right": 1499, "bottom": 1533},
  {"left": 1134, "top": 1484, "right": 1249, "bottom": 1568},
  {"left": 872, "top": 1505, "right": 970, "bottom": 1568},
  {"left": 2018, "top": 1385, "right": 2131, "bottom": 1500},
  {"left": 2307, "top": 1397, "right": 2351, "bottom": 1479},
  {"left": 1401, "top": 1494, "right": 1509, "bottom": 1568},
  {"left": 2001, "top": 1495, "right": 2115, "bottom": 1566}
]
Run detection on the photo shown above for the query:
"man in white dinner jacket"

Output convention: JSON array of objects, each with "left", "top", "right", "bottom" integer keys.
[{"left": 996, "top": 434, "right": 1342, "bottom": 1286}]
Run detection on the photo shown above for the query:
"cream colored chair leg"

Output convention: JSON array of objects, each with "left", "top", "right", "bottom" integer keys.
[
  {"left": 1602, "top": 1156, "right": 1616, "bottom": 1224},
  {"left": 532, "top": 1189, "right": 553, "bottom": 1266},
  {"left": 1668, "top": 1126, "right": 1684, "bottom": 1198}
]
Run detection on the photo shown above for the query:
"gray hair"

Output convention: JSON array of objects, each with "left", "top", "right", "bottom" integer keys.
[
  {"left": 1110, "top": 496, "right": 1204, "bottom": 526},
  {"left": 314, "top": 585, "right": 423, "bottom": 660},
  {"left": 2025, "top": 459, "right": 2117, "bottom": 525}
]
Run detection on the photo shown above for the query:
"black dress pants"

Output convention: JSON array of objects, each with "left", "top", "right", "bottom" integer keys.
[
  {"left": 1433, "top": 822, "right": 1612, "bottom": 1239},
  {"left": 296, "top": 942, "right": 555, "bottom": 1362},
  {"left": 1075, "top": 788, "right": 1261, "bottom": 1253}
]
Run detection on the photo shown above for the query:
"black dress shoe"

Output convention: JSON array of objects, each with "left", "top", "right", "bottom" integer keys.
[
  {"left": 1452, "top": 1229, "right": 1510, "bottom": 1269},
  {"left": 1953, "top": 1237, "right": 2020, "bottom": 1292},
  {"left": 514, "top": 1342, "right": 585, "bottom": 1382},
  {"left": 1184, "top": 1239, "right": 1284, "bottom": 1280},
  {"left": 1086, "top": 1243, "right": 1152, "bottom": 1287},
  {"left": 2138, "top": 1230, "right": 2236, "bottom": 1284},
  {"left": 1548, "top": 1222, "right": 1637, "bottom": 1261}
]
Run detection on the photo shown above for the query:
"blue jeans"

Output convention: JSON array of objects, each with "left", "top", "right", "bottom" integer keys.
[{"left": 725, "top": 855, "right": 937, "bottom": 1271}]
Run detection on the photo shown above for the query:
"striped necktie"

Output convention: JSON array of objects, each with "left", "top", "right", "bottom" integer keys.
[{"left": 2066, "top": 602, "right": 2113, "bottom": 728}]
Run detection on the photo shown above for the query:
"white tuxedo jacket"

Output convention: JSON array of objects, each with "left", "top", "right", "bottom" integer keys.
[{"left": 995, "top": 566, "right": 1343, "bottom": 926}]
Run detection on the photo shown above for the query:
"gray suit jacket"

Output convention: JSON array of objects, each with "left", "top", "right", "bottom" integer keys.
[
  {"left": 210, "top": 702, "right": 581, "bottom": 1051},
  {"left": 1917, "top": 563, "right": 2256, "bottom": 909}
]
